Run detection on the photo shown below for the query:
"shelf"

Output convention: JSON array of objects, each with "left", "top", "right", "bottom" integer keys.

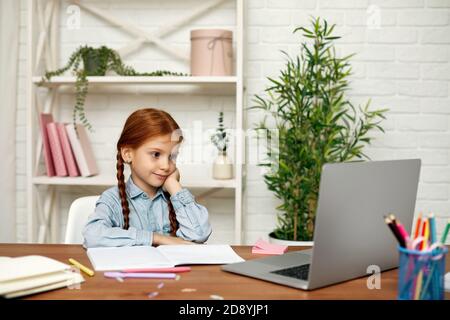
[
  {"left": 33, "top": 76, "right": 238, "bottom": 95},
  {"left": 33, "top": 76, "right": 238, "bottom": 86},
  {"left": 32, "top": 175, "right": 237, "bottom": 189}
]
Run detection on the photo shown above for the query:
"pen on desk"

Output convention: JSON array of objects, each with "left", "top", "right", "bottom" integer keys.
[
  {"left": 121, "top": 267, "right": 191, "bottom": 273},
  {"left": 104, "top": 272, "right": 177, "bottom": 279},
  {"left": 68, "top": 258, "right": 95, "bottom": 277}
]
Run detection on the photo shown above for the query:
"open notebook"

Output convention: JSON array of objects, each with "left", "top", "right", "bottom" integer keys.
[
  {"left": 0, "top": 255, "right": 85, "bottom": 299},
  {"left": 87, "top": 245, "right": 245, "bottom": 271}
]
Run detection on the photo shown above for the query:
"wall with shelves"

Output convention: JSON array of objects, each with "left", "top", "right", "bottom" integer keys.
[
  {"left": 22, "top": 0, "right": 244, "bottom": 244},
  {"left": 17, "top": 1, "right": 450, "bottom": 245}
]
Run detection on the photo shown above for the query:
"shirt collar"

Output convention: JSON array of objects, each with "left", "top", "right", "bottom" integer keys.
[{"left": 126, "top": 175, "right": 168, "bottom": 202}]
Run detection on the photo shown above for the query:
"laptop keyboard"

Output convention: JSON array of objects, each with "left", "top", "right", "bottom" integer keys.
[{"left": 270, "top": 264, "right": 310, "bottom": 281}]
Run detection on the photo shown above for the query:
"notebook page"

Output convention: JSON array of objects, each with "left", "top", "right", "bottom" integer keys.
[
  {"left": 86, "top": 246, "right": 175, "bottom": 271},
  {"left": 157, "top": 244, "right": 245, "bottom": 265},
  {"left": 0, "top": 256, "right": 71, "bottom": 282}
]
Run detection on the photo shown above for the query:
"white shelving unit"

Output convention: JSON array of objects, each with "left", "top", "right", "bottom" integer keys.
[
  {"left": 32, "top": 76, "right": 238, "bottom": 85},
  {"left": 27, "top": 0, "right": 245, "bottom": 244}
]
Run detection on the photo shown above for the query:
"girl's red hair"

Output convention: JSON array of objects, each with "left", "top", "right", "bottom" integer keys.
[{"left": 116, "top": 108, "right": 182, "bottom": 235}]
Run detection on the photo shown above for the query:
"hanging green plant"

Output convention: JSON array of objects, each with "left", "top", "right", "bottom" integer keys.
[
  {"left": 250, "top": 18, "right": 388, "bottom": 242},
  {"left": 40, "top": 45, "right": 188, "bottom": 133}
]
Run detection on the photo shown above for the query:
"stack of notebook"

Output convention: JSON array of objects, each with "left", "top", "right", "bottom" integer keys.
[{"left": 0, "top": 255, "right": 84, "bottom": 299}]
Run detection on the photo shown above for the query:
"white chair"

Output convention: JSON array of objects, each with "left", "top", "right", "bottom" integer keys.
[{"left": 64, "top": 196, "right": 100, "bottom": 244}]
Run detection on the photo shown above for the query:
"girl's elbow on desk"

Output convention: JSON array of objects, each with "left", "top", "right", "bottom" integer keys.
[
  {"left": 82, "top": 225, "right": 124, "bottom": 248},
  {"left": 82, "top": 229, "right": 108, "bottom": 248},
  {"left": 177, "top": 226, "right": 212, "bottom": 244}
]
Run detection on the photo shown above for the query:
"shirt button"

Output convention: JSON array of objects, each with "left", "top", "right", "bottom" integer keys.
[{"left": 142, "top": 194, "right": 148, "bottom": 199}]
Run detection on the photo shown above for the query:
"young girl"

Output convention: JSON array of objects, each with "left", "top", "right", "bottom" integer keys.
[{"left": 83, "top": 108, "right": 212, "bottom": 248}]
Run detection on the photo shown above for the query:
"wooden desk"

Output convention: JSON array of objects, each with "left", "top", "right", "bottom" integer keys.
[{"left": 1, "top": 244, "right": 448, "bottom": 300}]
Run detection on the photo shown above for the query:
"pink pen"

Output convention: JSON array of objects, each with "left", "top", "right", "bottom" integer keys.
[
  {"left": 104, "top": 272, "right": 177, "bottom": 279},
  {"left": 121, "top": 267, "right": 191, "bottom": 273}
]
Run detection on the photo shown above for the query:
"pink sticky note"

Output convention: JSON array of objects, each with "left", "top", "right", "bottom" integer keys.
[
  {"left": 252, "top": 238, "right": 287, "bottom": 255},
  {"left": 255, "top": 238, "right": 287, "bottom": 252},
  {"left": 252, "top": 247, "right": 285, "bottom": 255}
]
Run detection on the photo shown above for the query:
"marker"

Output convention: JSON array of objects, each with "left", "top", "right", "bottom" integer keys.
[
  {"left": 389, "top": 214, "right": 407, "bottom": 238},
  {"left": 421, "top": 218, "right": 429, "bottom": 250},
  {"left": 428, "top": 213, "right": 437, "bottom": 244},
  {"left": 384, "top": 216, "right": 406, "bottom": 248},
  {"left": 389, "top": 213, "right": 398, "bottom": 225},
  {"left": 69, "top": 258, "right": 95, "bottom": 277},
  {"left": 397, "top": 222, "right": 411, "bottom": 249},
  {"left": 441, "top": 220, "right": 450, "bottom": 244},
  {"left": 389, "top": 214, "right": 411, "bottom": 248},
  {"left": 122, "top": 267, "right": 191, "bottom": 273},
  {"left": 413, "top": 212, "right": 422, "bottom": 239}
]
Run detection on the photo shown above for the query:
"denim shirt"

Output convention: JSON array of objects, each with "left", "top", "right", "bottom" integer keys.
[{"left": 83, "top": 176, "right": 212, "bottom": 248}]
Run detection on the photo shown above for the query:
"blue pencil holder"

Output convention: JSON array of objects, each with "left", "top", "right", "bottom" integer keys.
[{"left": 397, "top": 245, "right": 448, "bottom": 300}]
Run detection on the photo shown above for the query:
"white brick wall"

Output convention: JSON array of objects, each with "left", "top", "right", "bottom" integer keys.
[
  {"left": 15, "top": 0, "right": 450, "bottom": 245},
  {"left": 243, "top": 0, "right": 450, "bottom": 245}
]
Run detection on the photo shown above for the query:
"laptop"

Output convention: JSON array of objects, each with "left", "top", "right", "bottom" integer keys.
[{"left": 222, "top": 159, "right": 421, "bottom": 290}]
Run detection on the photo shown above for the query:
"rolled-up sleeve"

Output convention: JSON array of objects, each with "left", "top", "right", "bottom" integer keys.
[
  {"left": 82, "top": 200, "right": 152, "bottom": 248},
  {"left": 170, "top": 188, "right": 212, "bottom": 243}
]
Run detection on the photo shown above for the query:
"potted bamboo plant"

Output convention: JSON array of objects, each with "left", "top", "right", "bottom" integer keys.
[{"left": 250, "top": 18, "right": 388, "bottom": 245}]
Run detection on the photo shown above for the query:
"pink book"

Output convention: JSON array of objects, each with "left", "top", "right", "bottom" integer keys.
[
  {"left": 56, "top": 123, "right": 80, "bottom": 177},
  {"left": 38, "top": 113, "right": 55, "bottom": 177},
  {"left": 65, "top": 124, "right": 99, "bottom": 177},
  {"left": 46, "top": 122, "right": 68, "bottom": 177}
]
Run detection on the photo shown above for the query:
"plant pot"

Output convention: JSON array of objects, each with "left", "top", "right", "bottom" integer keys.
[
  {"left": 82, "top": 49, "right": 106, "bottom": 76},
  {"left": 212, "top": 151, "right": 233, "bottom": 180},
  {"left": 268, "top": 232, "right": 314, "bottom": 247}
]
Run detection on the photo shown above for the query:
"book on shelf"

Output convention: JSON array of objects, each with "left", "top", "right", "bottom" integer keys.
[
  {"left": 65, "top": 124, "right": 99, "bottom": 177},
  {"left": 56, "top": 123, "right": 80, "bottom": 177},
  {"left": 46, "top": 122, "right": 68, "bottom": 177},
  {"left": 38, "top": 113, "right": 56, "bottom": 177}
]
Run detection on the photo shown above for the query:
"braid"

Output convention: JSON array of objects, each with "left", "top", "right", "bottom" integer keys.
[
  {"left": 164, "top": 191, "right": 179, "bottom": 236},
  {"left": 116, "top": 150, "right": 130, "bottom": 230}
]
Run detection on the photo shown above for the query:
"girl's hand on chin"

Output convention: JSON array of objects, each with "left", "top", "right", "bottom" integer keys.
[
  {"left": 162, "top": 168, "right": 182, "bottom": 195},
  {"left": 168, "top": 168, "right": 180, "bottom": 182}
]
